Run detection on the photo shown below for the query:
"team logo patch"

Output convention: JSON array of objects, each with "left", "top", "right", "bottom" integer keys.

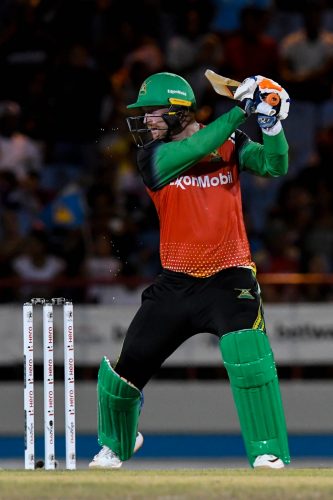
[
  {"left": 210, "top": 149, "right": 222, "bottom": 162},
  {"left": 235, "top": 288, "right": 255, "bottom": 300},
  {"left": 139, "top": 82, "right": 147, "bottom": 95}
]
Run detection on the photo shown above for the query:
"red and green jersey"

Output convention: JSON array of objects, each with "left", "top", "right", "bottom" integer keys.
[{"left": 137, "top": 106, "right": 289, "bottom": 278}]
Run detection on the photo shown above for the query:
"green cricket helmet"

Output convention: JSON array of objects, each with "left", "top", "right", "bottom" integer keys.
[
  {"left": 126, "top": 72, "right": 196, "bottom": 148},
  {"left": 127, "top": 72, "right": 197, "bottom": 110}
]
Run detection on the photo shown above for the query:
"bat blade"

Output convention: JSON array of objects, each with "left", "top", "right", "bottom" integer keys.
[
  {"left": 204, "top": 69, "right": 281, "bottom": 109},
  {"left": 204, "top": 69, "right": 240, "bottom": 100}
]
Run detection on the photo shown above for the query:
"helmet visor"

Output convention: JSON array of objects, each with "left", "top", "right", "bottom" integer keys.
[{"left": 126, "top": 114, "right": 168, "bottom": 148}]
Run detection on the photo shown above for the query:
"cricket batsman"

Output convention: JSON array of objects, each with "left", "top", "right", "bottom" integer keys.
[{"left": 89, "top": 72, "right": 291, "bottom": 469}]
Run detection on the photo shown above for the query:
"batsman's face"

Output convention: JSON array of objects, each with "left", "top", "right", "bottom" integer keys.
[{"left": 143, "top": 107, "right": 169, "bottom": 140}]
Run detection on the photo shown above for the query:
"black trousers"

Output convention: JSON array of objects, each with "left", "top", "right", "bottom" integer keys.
[{"left": 115, "top": 267, "right": 265, "bottom": 390}]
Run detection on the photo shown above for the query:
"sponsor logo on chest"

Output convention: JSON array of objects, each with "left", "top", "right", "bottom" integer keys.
[{"left": 170, "top": 172, "right": 233, "bottom": 190}]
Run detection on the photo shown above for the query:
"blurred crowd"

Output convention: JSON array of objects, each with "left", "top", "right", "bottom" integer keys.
[{"left": 1, "top": 0, "right": 333, "bottom": 303}]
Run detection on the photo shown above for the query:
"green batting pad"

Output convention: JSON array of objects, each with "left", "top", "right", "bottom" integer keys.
[
  {"left": 220, "top": 329, "right": 290, "bottom": 466},
  {"left": 97, "top": 356, "right": 141, "bottom": 461}
]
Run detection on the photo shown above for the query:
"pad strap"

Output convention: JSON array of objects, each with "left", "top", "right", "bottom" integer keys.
[
  {"left": 220, "top": 329, "right": 290, "bottom": 466},
  {"left": 97, "top": 356, "right": 141, "bottom": 461}
]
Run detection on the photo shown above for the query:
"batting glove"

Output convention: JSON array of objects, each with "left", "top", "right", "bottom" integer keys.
[
  {"left": 257, "top": 76, "right": 290, "bottom": 120},
  {"left": 234, "top": 76, "right": 261, "bottom": 116},
  {"left": 234, "top": 75, "right": 290, "bottom": 121},
  {"left": 257, "top": 113, "right": 279, "bottom": 132}
]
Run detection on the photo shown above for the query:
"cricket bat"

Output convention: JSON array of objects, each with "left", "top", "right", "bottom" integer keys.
[{"left": 204, "top": 69, "right": 280, "bottom": 106}]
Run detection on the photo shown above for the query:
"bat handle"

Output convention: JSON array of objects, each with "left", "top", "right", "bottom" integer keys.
[{"left": 263, "top": 93, "right": 280, "bottom": 106}]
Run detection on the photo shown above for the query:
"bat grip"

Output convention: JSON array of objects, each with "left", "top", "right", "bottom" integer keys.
[{"left": 262, "top": 93, "right": 280, "bottom": 106}]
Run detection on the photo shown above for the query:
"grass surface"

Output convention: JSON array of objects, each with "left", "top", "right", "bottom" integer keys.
[{"left": 1, "top": 469, "right": 333, "bottom": 499}]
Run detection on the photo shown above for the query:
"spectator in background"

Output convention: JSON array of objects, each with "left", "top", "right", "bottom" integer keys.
[
  {"left": 0, "top": 0, "right": 55, "bottom": 106},
  {"left": 279, "top": 1, "right": 333, "bottom": 172},
  {"left": 85, "top": 232, "right": 123, "bottom": 303},
  {"left": 210, "top": 0, "right": 273, "bottom": 34},
  {"left": 132, "top": 201, "right": 161, "bottom": 280},
  {"left": 222, "top": 6, "right": 279, "bottom": 83},
  {"left": 12, "top": 229, "right": 65, "bottom": 301},
  {"left": 165, "top": 5, "right": 214, "bottom": 74},
  {"left": 47, "top": 42, "right": 111, "bottom": 186},
  {"left": 279, "top": 2, "right": 333, "bottom": 102},
  {"left": 297, "top": 147, "right": 333, "bottom": 277},
  {"left": 0, "top": 169, "right": 53, "bottom": 237},
  {"left": 164, "top": 1, "right": 219, "bottom": 105},
  {"left": 51, "top": 226, "right": 88, "bottom": 302},
  {"left": 0, "top": 101, "right": 43, "bottom": 181},
  {"left": 0, "top": 206, "right": 23, "bottom": 302},
  {"left": 181, "top": 33, "right": 225, "bottom": 107},
  {"left": 111, "top": 36, "right": 165, "bottom": 112},
  {"left": 87, "top": 179, "right": 139, "bottom": 278}
]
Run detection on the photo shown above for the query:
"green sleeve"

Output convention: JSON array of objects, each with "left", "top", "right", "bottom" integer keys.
[
  {"left": 139, "top": 106, "right": 246, "bottom": 190},
  {"left": 238, "top": 128, "right": 289, "bottom": 177}
]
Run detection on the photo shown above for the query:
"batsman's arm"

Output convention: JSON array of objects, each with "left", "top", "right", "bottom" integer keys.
[
  {"left": 138, "top": 106, "right": 246, "bottom": 190},
  {"left": 237, "top": 128, "right": 289, "bottom": 177}
]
